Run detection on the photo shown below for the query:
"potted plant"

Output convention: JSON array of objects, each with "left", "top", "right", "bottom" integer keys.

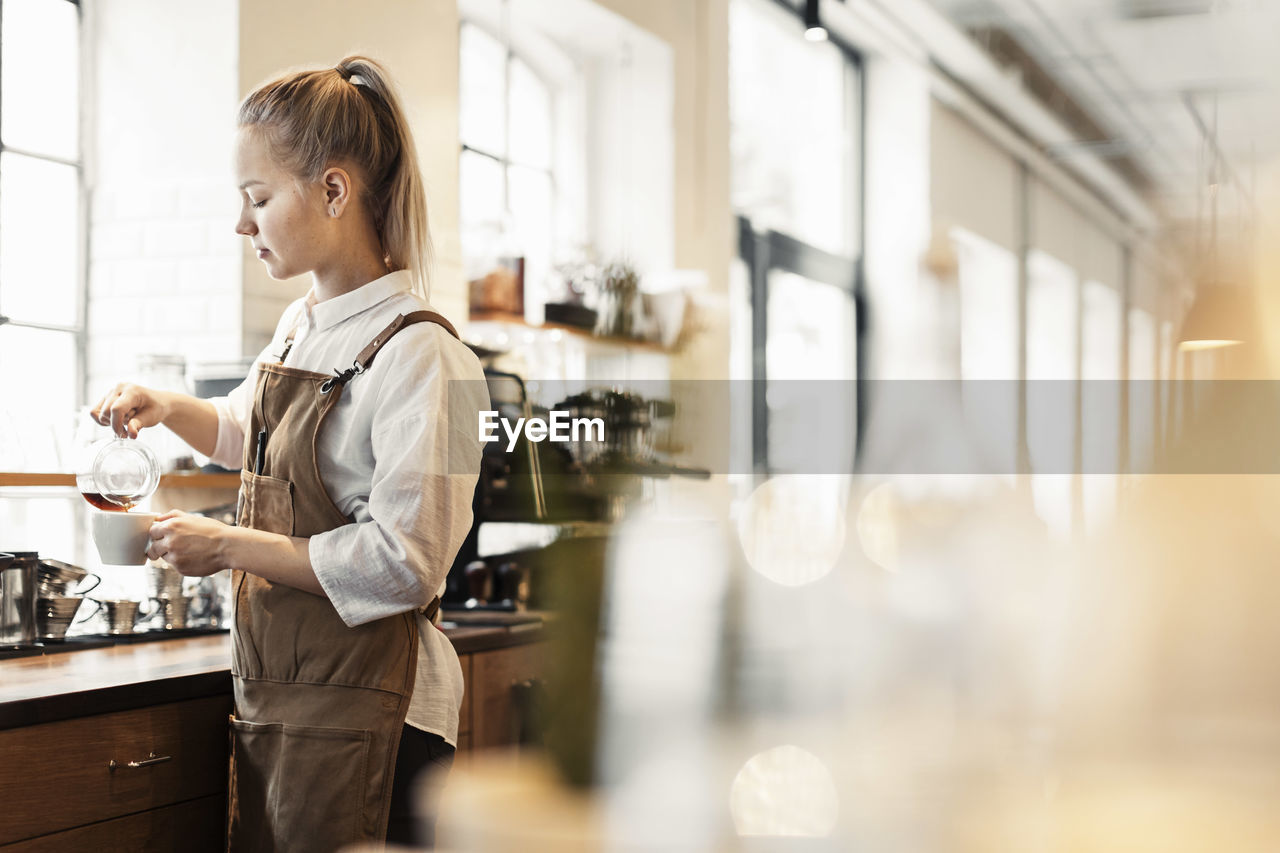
[{"left": 594, "top": 260, "right": 640, "bottom": 338}]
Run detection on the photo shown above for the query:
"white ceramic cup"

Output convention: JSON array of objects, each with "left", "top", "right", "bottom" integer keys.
[{"left": 91, "top": 510, "right": 158, "bottom": 566}]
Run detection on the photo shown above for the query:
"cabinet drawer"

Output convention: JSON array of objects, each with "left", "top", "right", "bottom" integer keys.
[
  {"left": 1, "top": 794, "right": 224, "bottom": 853},
  {"left": 0, "top": 695, "right": 231, "bottom": 845}
]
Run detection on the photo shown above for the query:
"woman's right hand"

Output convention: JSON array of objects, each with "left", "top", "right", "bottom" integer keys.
[{"left": 90, "top": 383, "right": 170, "bottom": 439}]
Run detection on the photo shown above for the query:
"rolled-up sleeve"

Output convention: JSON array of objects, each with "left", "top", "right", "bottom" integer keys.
[{"left": 308, "top": 341, "right": 487, "bottom": 627}]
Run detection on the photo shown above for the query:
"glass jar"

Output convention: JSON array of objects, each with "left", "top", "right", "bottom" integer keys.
[{"left": 135, "top": 354, "right": 189, "bottom": 472}]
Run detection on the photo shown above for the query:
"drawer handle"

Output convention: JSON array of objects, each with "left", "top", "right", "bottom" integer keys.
[{"left": 109, "top": 752, "right": 172, "bottom": 771}]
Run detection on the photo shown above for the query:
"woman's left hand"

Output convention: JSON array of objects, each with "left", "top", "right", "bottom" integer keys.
[{"left": 147, "top": 510, "right": 230, "bottom": 576}]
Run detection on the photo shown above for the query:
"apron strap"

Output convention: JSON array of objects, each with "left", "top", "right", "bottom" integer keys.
[
  {"left": 277, "top": 327, "right": 299, "bottom": 363},
  {"left": 319, "top": 311, "right": 461, "bottom": 395},
  {"left": 354, "top": 311, "right": 461, "bottom": 372},
  {"left": 422, "top": 595, "right": 441, "bottom": 624}
]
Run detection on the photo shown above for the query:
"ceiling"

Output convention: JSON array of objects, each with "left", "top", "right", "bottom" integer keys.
[{"left": 923, "top": 0, "right": 1280, "bottom": 226}]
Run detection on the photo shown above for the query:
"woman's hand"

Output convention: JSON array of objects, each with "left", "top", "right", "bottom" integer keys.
[
  {"left": 90, "top": 383, "right": 170, "bottom": 439},
  {"left": 148, "top": 510, "right": 326, "bottom": 596},
  {"left": 147, "top": 510, "right": 229, "bottom": 576}
]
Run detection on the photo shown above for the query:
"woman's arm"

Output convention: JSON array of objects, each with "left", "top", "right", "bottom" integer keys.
[
  {"left": 305, "top": 335, "right": 488, "bottom": 626},
  {"left": 91, "top": 385, "right": 220, "bottom": 456}
]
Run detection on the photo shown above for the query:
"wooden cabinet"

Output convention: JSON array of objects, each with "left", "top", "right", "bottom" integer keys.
[
  {"left": 2, "top": 797, "right": 224, "bottom": 853},
  {"left": 0, "top": 695, "right": 231, "bottom": 851},
  {"left": 458, "top": 642, "right": 546, "bottom": 752},
  {"left": 0, "top": 632, "right": 544, "bottom": 848}
]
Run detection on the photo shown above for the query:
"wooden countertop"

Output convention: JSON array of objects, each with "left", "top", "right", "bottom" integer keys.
[
  {"left": 0, "top": 616, "right": 545, "bottom": 730},
  {"left": 0, "top": 635, "right": 231, "bottom": 729}
]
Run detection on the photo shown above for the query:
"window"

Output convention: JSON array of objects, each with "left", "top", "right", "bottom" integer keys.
[
  {"left": 1128, "top": 305, "right": 1157, "bottom": 472},
  {"left": 730, "top": 0, "right": 858, "bottom": 258},
  {"left": 955, "top": 227, "right": 1020, "bottom": 476},
  {"left": 730, "top": 0, "right": 863, "bottom": 477},
  {"left": 1026, "top": 249, "right": 1078, "bottom": 540},
  {"left": 1080, "top": 278, "right": 1122, "bottom": 532},
  {"left": 459, "top": 21, "right": 559, "bottom": 317},
  {"left": 0, "top": 0, "right": 82, "bottom": 471}
]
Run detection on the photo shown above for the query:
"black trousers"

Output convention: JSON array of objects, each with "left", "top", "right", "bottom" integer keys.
[{"left": 386, "top": 724, "right": 456, "bottom": 849}]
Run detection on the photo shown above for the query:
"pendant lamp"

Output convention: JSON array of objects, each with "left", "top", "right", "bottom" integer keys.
[
  {"left": 804, "top": 0, "right": 828, "bottom": 41},
  {"left": 1178, "top": 92, "right": 1248, "bottom": 351},
  {"left": 1178, "top": 283, "right": 1248, "bottom": 351}
]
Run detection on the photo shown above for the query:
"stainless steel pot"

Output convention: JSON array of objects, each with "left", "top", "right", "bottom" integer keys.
[
  {"left": 96, "top": 599, "right": 144, "bottom": 635},
  {"left": 149, "top": 596, "right": 192, "bottom": 630},
  {"left": 0, "top": 552, "right": 38, "bottom": 648},
  {"left": 147, "top": 560, "right": 184, "bottom": 600}
]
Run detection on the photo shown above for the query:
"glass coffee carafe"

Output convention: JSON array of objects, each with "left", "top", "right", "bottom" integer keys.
[{"left": 74, "top": 414, "right": 160, "bottom": 511}]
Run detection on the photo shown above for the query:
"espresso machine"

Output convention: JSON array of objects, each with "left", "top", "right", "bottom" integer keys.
[
  {"left": 442, "top": 371, "right": 708, "bottom": 609},
  {"left": 444, "top": 370, "right": 609, "bottom": 609}
]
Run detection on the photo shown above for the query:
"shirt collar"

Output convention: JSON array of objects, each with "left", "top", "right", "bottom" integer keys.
[{"left": 306, "top": 270, "right": 414, "bottom": 331}]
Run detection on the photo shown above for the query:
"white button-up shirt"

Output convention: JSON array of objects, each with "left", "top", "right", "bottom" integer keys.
[{"left": 209, "top": 270, "right": 487, "bottom": 744}]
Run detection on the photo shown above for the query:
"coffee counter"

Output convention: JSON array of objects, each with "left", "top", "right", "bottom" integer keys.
[
  {"left": 0, "top": 616, "right": 548, "bottom": 847},
  {"left": 0, "top": 617, "right": 546, "bottom": 730}
]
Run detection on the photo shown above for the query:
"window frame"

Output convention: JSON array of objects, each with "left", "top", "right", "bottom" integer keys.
[
  {"left": 457, "top": 18, "right": 559, "bottom": 281},
  {"left": 733, "top": 0, "right": 867, "bottom": 476},
  {"left": 0, "top": 0, "right": 88, "bottom": 415}
]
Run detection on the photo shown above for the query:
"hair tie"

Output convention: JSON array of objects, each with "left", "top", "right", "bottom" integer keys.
[{"left": 334, "top": 65, "right": 353, "bottom": 82}]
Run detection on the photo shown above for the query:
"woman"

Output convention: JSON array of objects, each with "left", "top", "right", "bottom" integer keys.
[{"left": 92, "top": 56, "right": 487, "bottom": 851}]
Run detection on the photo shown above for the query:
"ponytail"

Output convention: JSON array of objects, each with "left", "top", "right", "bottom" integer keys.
[{"left": 238, "top": 55, "right": 432, "bottom": 297}]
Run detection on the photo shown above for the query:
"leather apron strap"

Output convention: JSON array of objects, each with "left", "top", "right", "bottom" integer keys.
[{"left": 228, "top": 310, "right": 457, "bottom": 853}]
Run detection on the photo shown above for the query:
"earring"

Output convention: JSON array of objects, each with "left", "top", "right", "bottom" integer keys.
[{"left": 330, "top": 207, "right": 337, "bottom": 217}]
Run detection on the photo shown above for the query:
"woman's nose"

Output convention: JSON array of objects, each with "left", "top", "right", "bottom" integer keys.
[{"left": 235, "top": 212, "right": 256, "bottom": 237}]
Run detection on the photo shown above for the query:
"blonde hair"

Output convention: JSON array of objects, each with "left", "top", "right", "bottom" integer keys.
[{"left": 238, "top": 56, "right": 432, "bottom": 296}]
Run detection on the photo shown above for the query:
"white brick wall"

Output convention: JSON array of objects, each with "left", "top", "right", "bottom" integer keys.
[
  {"left": 88, "top": 178, "right": 243, "bottom": 399},
  {"left": 141, "top": 220, "right": 209, "bottom": 259},
  {"left": 87, "top": 0, "right": 241, "bottom": 403}
]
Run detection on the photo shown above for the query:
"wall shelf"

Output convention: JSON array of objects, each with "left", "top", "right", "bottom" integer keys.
[
  {"left": 0, "top": 472, "right": 240, "bottom": 489},
  {"left": 466, "top": 311, "right": 673, "bottom": 355}
]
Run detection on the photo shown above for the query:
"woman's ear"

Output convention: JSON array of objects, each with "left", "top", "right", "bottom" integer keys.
[{"left": 321, "top": 166, "right": 354, "bottom": 218}]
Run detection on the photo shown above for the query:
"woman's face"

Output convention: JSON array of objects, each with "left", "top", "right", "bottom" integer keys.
[{"left": 233, "top": 128, "right": 329, "bottom": 281}]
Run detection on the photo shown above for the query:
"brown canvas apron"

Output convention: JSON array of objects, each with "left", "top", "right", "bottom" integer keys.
[{"left": 227, "top": 310, "right": 459, "bottom": 853}]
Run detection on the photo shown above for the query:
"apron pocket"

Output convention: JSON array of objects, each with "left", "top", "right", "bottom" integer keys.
[
  {"left": 237, "top": 470, "right": 294, "bottom": 536},
  {"left": 229, "top": 717, "right": 370, "bottom": 853}
]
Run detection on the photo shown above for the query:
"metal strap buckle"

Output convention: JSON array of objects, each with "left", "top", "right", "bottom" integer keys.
[{"left": 320, "top": 359, "right": 368, "bottom": 394}]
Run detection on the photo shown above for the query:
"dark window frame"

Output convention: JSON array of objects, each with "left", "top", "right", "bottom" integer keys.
[{"left": 737, "top": 0, "right": 867, "bottom": 476}]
